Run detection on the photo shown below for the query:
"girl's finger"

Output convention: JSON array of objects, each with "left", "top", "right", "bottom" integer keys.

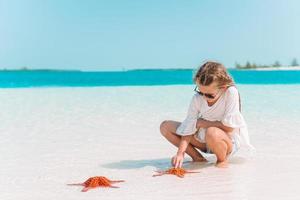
[
  {"left": 176, "top": 159, "right": 181, "bottom": 168},
  {"left": 175, "top": 160, "right": 179, "bottom": 168},
  {"left": 179, "top": 160, "right": 183, "bottom": 168},
  {"left": 172, "top": 157, "right": 176, "bottom": 166},
  {"left": 177, "top": 160, "right": 181, "bottom": 168}
]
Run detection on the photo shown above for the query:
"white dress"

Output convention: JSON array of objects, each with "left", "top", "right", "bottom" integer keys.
[{"left": 176, "top": 86, "right": 255, "bottom": 161}]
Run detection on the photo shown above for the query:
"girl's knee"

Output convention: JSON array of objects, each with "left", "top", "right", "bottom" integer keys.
[
  {"left": 205, "top": 127, "right": 219, "bottom": 143},
  {"left": 159, "top": 120, "right": 171, "bottom": 136},
  {"left": 160, "top": 120, "right": 181, "bottom": 136},
  {"left": 205, "top": 127, "right": 233, "bottom": 155}
]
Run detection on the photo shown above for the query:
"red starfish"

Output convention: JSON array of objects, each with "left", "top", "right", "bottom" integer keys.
[
  {"left": 153, "top": 167, "right": 200, "bottom": 178},
  {"left": 67, "top": 176, "right": 125, "bottom": 192}
]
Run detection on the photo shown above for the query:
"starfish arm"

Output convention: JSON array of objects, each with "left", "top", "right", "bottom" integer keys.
[
  {"left": 178, "top": 174, "right": 184, "bottom": 178},
  {"left": 110, "top": 180, "right": 125, "bottom": 183},
  {"left": 186, "top": 171, "right": 201, "bottom": 174},
  {"left": 152, "top": 172, "right": 165, "bottom": 177},
  {"left": 81, "top": 187, "right": 91, "bottom": 192}
]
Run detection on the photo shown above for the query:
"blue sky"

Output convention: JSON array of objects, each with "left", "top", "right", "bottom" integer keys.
[{"left": 0, "top": 0, "right": 299, "bottom": 70}]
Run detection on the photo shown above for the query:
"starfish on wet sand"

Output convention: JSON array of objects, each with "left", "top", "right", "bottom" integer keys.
[
  {"left": 67, "top": 176, "right": 125, "bottom": 192},
  {"left": 152, "top": 167, "right": 200, "bottom": 178}
]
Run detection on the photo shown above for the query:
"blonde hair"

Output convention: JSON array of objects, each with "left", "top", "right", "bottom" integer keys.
[
  {"left": 193, "top": 61, "right": 241, "bottom": 111},
  {"left": 193, "top": 61, "right": 235, "bottom": 87}
]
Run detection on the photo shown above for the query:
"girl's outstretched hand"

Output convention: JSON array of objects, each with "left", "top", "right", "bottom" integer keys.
[
  {"left": 196, "top": 118, "right": 210, "bottom": 129},
  {"left": 171, "top": 152, "right": 184, "bottom": 168}
]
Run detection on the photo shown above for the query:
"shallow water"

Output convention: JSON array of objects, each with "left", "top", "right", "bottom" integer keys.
[
  {"left": 0, "top": 84, "right": 299, "bottom": 200},
  {"left": 1, "top": 69, "right": 300, "bottom": 87}
]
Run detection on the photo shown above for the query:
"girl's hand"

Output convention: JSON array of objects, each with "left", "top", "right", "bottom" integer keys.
[
  {"left": 196, "top": 118, "right": 210, "bottom": 129},
  {"left": 197, "top": 118, "right": 234, "bottom": 134},
  {"left": 171, "top": 152, "right": 185, "bottom": 168}
]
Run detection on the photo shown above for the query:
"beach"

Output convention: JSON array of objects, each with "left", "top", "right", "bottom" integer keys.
[
  {"left": 1, "top": 84, "right": 300, "bottom": 200},
  {"left": 252, "top": 66, "right": 300, "bottom": 71}
]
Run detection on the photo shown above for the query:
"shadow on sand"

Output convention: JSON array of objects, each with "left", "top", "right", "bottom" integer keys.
[{"left": 101, "top": 158, "right": 215, "bottom": 170}]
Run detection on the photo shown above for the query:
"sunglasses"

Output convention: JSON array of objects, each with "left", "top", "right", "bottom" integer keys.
[{"left": 194, "top": 86, "right": 220, "bottom": 99}]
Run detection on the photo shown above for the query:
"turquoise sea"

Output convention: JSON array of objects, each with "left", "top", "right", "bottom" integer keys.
[{"left": 0, "top": 69, "right": 300, "bottom": 88}]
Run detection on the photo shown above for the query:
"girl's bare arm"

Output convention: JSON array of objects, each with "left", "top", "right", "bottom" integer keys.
[
  {"left": 196, "top": 118, "right": 234, "bottom": 135},
  {"left": 172, "top": 135, "right": 193, "bottom": 168},
  {"left": 177, "top": 135, "right": 193, "bottom": 155}
]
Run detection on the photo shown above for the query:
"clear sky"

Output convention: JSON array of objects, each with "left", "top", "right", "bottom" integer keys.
[{"left": 0, "top": 0, "right": 299, "bottom": 70}]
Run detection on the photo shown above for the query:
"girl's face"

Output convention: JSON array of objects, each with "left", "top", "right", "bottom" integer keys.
[{"left": 196, "top": 82, "right": 225, "bottom": 103}]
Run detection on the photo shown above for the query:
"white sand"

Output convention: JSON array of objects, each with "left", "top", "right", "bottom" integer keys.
[
  {"left": 250, "top": 66, "right": 300, "bottom": 70},
  {"left": 1, "top": 85, "right": 300, "bottom": 200}
]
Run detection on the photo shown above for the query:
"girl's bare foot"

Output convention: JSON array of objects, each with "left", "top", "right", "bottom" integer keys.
[{"left": 215, "top": 160, "right": 228, "bottom": 168}]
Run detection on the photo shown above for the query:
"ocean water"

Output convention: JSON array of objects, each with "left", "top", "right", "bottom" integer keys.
[{"left": 0, "top": 69, "right": 300, "bottom": 88}]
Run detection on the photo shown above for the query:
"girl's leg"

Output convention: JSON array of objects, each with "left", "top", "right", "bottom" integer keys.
[
  {"left": 160, "top": 120, "right": 207, "bottom": 162},
  {"left": 205, "top": 127, "right": 233, "bottom": 168}
]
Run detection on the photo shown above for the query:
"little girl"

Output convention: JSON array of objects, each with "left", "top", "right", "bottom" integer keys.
[{"left": 160, "top": 61, "right": 255, "bottom": 168}]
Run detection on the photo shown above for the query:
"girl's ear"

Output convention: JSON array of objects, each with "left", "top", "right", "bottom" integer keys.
[{"left": 219, "top": 85, "right": 227, "bottom": 91}]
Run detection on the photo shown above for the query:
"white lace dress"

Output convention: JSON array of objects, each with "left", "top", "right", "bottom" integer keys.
[{"left": 176, "top": 86, "right": 256, "bottom": 161}]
